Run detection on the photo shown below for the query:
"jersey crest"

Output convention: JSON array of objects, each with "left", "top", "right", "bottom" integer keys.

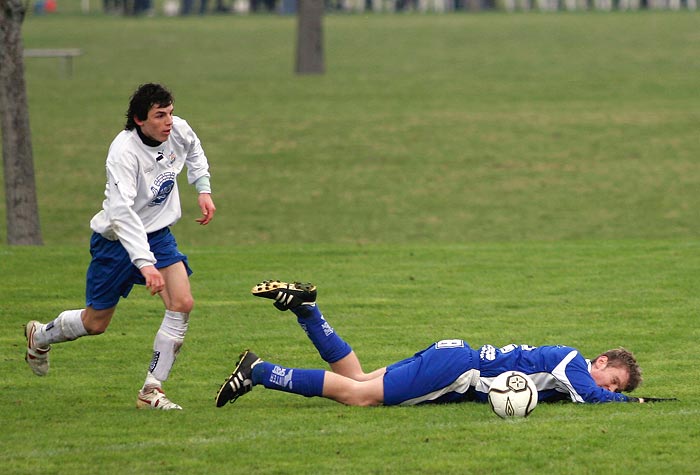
[{"left": 149, "top": 171, "right": 176, "bottom": 207}]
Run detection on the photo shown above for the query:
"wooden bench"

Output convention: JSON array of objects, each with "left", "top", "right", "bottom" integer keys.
[{"left": 23, "top": 48, "right": 83, "bottom": 77}]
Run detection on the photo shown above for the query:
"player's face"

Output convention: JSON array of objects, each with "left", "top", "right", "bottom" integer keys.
[
  {"left": 590, "top": 356, "right": 630, "bottom": 393},
  {"left": 135, "top": 103, "right": 174, "bottom": 143}
]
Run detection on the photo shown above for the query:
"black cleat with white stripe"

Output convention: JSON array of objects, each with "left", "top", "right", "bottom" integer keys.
[
  {"left": 215, "top": 350, "right": 262, "bottom": 408},
  {"left": 251, "top": 280, "right": 317, "bottom": 311}
]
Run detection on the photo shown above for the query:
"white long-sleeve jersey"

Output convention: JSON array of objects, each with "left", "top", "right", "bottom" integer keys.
[{"left": 90, "top": 116, "right": 210, "bottom": 269}]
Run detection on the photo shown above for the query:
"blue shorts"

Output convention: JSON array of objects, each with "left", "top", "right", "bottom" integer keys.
[
  {"left": 383, "top": 340, "right": 481, "bottom": 406},
  {"left": 85, "top": 228, "right": 192, "bottom": 310}
]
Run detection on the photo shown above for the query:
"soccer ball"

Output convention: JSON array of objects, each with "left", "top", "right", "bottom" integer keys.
[{"left": 488, "top": 371, "right": 538, "bottom": 418}]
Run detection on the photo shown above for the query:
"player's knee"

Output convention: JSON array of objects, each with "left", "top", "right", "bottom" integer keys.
[
  {"left": 343, "top": 381, "right": 383, "bottom": 407},
  {"left": 170, "top": 295, "right": 194, "bottom": 313},
  {"left": 347, "top": 395, "right": 382, "bottom": 407},
  {"left": 83, "top": 320, "right": 108, "bottom": 335},
  {"left": 82, "top": 308, "right": 113, "bottom": 335}
]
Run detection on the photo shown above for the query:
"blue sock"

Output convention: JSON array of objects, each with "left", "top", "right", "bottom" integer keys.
[
  {"left": 252, "top": 361, "right": 325, "bottom": 398},
  {"left": 291, "top": 305, "right": 352, "bottom": 363}
]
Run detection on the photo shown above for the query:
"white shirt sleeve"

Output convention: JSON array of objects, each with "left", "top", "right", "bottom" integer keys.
[
  {"left": 90, "top": 141, "right": 156, "bottom": 269},
  {"left": 179, "top": 117, "right": 211, "bottom": 186}
]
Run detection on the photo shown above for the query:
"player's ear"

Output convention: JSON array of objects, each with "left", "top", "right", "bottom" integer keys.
[{"left": 595, "top": 355, "right": 608, "bottom": 368}]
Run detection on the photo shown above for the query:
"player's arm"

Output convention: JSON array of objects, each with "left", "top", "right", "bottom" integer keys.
[
  {"left": 105, "top": 157, "right": 156, "bottom": 267},
  {"left": 139, "top": 265, "right": 165, "bottom": 295},
  {"left": 557, "top": 352, "right": 631, "bottom": 403},
  {"left": 103, "top": 162, "right": 164, "bottom": 295},
  {"left": 107, "top": 161, "right": 164, "bottom": 294},
  {"left": 194, "top": 176, "right": 215, "bottom": 225},
  {"left": 179, "top": 119, "right": 215, "bottom": 225},
  {"left": 625, "top": 396, "right": 678, "bottom": 403}
]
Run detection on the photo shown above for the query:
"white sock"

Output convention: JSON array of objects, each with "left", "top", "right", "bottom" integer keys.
[
  {"left": 147, "top": 310, "right": 189, "bottom": 382},
  {"left": 141, "top": 372, "right": 162, "bottom": 393},
  {"left": 35, "top": 309, "right": 87, "bottom": 347}
]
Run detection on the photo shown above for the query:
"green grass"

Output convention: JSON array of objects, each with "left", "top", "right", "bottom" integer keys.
[
  {"left": 2, "top": 9, "right": 700, "bottom": 475},
  {"left": 2, "top": 241, "right": 699, "bottom": 474},
  {"left": 9, "top": 11, "right": 700, "bottom": 245}
]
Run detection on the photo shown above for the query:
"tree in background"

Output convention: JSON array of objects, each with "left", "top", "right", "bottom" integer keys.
[
  {"left": 0, "top": 0, "right": 42, "bottom": 244},
  {"left": 295, "top": 0, "right": 324, "bottom": 74}
]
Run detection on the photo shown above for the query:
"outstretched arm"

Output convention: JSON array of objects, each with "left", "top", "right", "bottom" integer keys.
[{"left": 627, "top": 396, "right": 678, "bottom": 403}]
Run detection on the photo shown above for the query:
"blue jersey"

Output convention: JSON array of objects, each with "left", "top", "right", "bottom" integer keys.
[
  {"left": 476, "top": 343, "right": 630, "bottom": 404},
  {"left": 382, "top": 340, "right": 631, "bottom": 406}
]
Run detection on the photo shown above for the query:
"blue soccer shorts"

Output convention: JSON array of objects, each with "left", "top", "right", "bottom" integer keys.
[
  {"left": 85, "top": 227, "right": 192, "bottom": 310},
  {"left": 383, "top": 339, "right": 481, "bottom": 406}
]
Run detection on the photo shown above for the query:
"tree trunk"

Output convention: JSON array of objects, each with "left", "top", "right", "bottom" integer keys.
[
  {"left": 295, "top": 0, "right": 324, "bottom": 75},
  {"left": 0, "top": 0, "right": 43, "bottom": 245}
]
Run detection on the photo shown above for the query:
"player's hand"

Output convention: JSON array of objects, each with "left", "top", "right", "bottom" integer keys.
[
  {"left": 140, "top": 265, "right": 165, "bottom": 295},
  {"left": 196, "top": 193, "right": 216, "bottom": 225}
]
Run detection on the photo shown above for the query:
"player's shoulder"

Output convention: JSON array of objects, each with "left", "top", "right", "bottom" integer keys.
[
  {"left": 538, "top": 345, "right": 584, "bottom": 363},
  {"left": 170, "top": 116, "right": 197, "bottom": 141},
  {"left": 107, "top": 129, "right": 140, "bottom": 156},
  {"left": 172, "top": 115, "right": 187, "bottom": 125},
  {"left": 554, "top": 345, "right": 582, "bottom": 358},
  {"left": 110, "top": 128, "right": 134, "bottom": 145},
  {"left": 540, "top": 344, "right": 577, "bottom": 352},
  {"left": 171, "top": 115, "right": 192, "bottom": 132}
]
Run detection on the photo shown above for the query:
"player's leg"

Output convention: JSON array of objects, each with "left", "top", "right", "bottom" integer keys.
[
  {"left": 157, "top": 260, "right": 194, "bottom": 313},
  {"left": 215, "top": 350, "right": 385, "bottom": 407},
  {"left": 28, "top": 307, "right": 103, "bottom": 347},
  {"left": 136, "top": 261, "right": 191, "bottom": 410},
  {"left": 149, "top": 261, "right": 192, "bottom": 386},
  {"left": 81, "top": 306, "right": 117, "bottom": 334},
  {"left": 136, "top": 229, "right": 193, "bottom": 410},
  {"left": 24, "top": 231, "right": 128, "bottom": 377},
  {"left": 327, "top": 351, "right": 387, "bottom": 381},
  {"left": 291, "top": 303, "right": 356, "bottom": 369},
  {"left": 293, "top": 304, "right": 387, "bottom": 381},
  {"left": 252, "top": 280, "right": 377, "bottom": 381},
  {"left": 24, "top": 307, "right": 105, "bottom": 377},
  {"left": 321, "top": 371, "right": 385, "bottom": 406},
  {"left": 251, "top": 357, "right": 384, "bottom": 405}
]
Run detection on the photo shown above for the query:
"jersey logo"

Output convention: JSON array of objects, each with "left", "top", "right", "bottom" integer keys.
[
  {"left": 149, "top": 171, "right": 176, "bottom": 207},
  {"left": 155, "top": 151, "right": 176, "bottom": 164}
]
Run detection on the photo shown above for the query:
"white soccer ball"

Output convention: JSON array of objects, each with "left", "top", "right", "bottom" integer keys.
[{"left": 488, "top": 371, "right": 538, "bottom": 418}]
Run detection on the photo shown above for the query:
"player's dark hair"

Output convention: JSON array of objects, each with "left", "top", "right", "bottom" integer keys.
[
  {"left": 124, "top": 83, "right": 174, "bottom": 130},
  {"left": 597, "top": 347, "right": 643, "bottom": 392}
]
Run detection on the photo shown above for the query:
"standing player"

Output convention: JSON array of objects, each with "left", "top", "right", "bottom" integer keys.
[
  {"left": 216, "top": 280, "right": 647, "bottom": 408},
  {"left": 24, "top": 83, "right": 216, "bottom": 411}
]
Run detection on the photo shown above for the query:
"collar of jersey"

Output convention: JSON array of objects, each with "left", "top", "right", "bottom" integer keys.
[{"left": 136, "top": 126, "right": 163, "bottom": 147}]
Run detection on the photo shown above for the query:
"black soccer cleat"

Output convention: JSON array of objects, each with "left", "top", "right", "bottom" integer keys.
[
  {"left": 251, "top": 280, "right": 317, "bottom": 311},
  {"left": 215, "top": 350, "right": 263, "bottom": 408}
]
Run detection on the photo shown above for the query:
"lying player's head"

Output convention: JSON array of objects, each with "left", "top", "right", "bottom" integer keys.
[
  {"left": 592, "top": 347, "right": 642, "bottom": 392},
  {"left": 125, "top": 83, "right": 174, "bottom": 131}
]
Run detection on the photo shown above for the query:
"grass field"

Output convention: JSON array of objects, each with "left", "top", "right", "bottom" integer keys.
[{"left": 2, "top": 9, "right": 700, "bottom": 475}]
